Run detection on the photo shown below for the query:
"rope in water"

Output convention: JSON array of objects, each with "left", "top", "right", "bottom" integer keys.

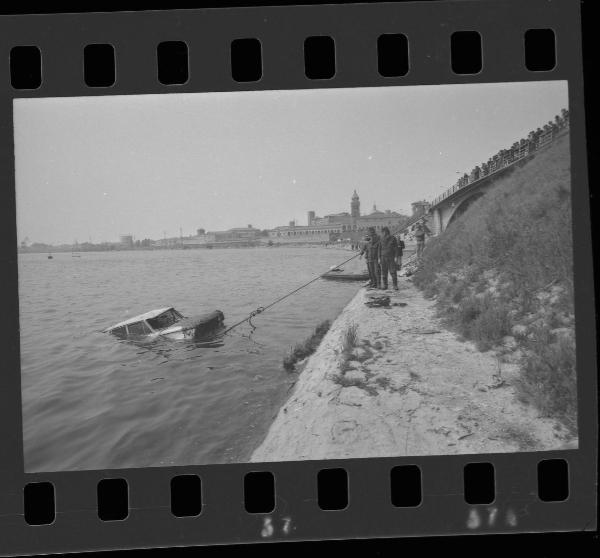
[{"left": 222, "top": 251, "right": 362, "bottom": 335}]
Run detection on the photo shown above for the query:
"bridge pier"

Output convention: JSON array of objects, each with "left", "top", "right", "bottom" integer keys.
[{"left": 431, "top": 207, "right": 442, "bottom": 236}]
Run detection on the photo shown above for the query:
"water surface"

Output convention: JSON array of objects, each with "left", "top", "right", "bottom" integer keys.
[{"left": 18, "top": 247, "right": 362, "bottom": 472}]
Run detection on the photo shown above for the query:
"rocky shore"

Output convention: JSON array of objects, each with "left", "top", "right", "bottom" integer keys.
[{"left": 250, "top": 277, "right": 576, "bottom": 462}]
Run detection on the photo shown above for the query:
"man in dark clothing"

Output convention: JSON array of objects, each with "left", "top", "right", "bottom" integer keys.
[
  {"left": 396, "top": 234, "right": 406, "bottom": 272},
  {"left": 378, "top": 226, "right": 399, "bottom": 290},
  {"left": 360, "top": 227, "right": 380, "bottom": 288}
]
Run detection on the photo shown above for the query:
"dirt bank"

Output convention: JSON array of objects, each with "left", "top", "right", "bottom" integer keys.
[{"left": 250, "top": 279, "right": 576, "bottom": 462}]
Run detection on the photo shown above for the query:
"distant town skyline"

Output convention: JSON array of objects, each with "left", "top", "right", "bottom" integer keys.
[{"left": 14, "top": 81, "right": 567, "bottom": 245}]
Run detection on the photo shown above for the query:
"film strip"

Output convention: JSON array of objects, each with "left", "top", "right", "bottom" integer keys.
[{"left": 0, "top": 1, "right": 596, "bottom": 555}]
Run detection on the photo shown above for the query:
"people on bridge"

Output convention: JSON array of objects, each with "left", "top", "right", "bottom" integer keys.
[
  {"left": 378, "top": 227, "right": 399, "bottom": 291},
  {"left": 359, "top": 227, "right": 381, "bottom": 289}
]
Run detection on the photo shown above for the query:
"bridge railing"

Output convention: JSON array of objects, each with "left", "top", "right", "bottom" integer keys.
[{"left": 429, "top": 109, "right": 569, "bottom": 209}]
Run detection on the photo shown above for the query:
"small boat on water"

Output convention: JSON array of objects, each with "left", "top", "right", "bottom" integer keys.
[
  {"left": 321, "top": 269, "right": 370, "bottom": 281},
  {"left": 103, "top": 307, "right": 224, "bottom": 340}
]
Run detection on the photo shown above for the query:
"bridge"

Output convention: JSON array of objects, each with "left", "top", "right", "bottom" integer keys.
[
  {"left": 429, "top": 149, "right": 544, "bottom": 235},
  {"left": 395, "top": 109, "right": 569, "bottom": 240}
]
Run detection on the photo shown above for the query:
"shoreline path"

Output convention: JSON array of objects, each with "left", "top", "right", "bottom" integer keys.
[{"left": 251, "top": 278, "right": 575, "bottom": 462}]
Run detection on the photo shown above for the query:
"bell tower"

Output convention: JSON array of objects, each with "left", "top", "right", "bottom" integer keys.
[{"left": 351, "top": 190, "right": 360, "bottom": 218}]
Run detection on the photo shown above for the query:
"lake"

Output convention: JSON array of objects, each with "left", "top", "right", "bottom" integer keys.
[{"left": 18, "top": 247, "right": 363, "bottom": 472}]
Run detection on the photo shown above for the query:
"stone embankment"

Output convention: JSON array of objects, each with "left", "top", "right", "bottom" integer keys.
[{"left": 251, "top": 277, "right": 576, "bottom": 462}]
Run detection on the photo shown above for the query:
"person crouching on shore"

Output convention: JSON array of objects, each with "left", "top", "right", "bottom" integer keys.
[{"left": 378, "top": 226, "right": 399, "bottom": 291}]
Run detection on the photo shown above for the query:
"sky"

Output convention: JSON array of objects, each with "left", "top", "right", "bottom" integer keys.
[{"left": 14, "top": 80, "right": 568, "bottom": 245}]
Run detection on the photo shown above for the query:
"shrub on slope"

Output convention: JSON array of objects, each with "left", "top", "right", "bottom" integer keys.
[{"left": 413, "top": 134, "right": 576, "bottom": 432}]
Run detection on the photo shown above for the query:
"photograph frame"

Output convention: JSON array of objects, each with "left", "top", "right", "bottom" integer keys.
[{"left": 0, "top": 0, "right": 596, "bottom": 554}]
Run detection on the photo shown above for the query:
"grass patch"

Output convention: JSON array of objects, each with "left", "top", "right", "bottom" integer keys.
[
  {"left": 333, "top": 322, "right": 360, "bottom": 372},
  {"left": 341, "top": 323, "right": 359, "bottom": 356},
  {"left": 495, "top": 424, "right": 539, "bottom": 451},
  {"left": 447, "top": 293, "right": 512, "bottom": 351},
  {"left": 331, "top": 323, "right": 380, "bottom": 396},
  {"left": 414, "top": 135, "right": 573, "bottom": 298},
  {"left": 283, "top": 320, "right": 331, "bottom": 372},
  {"left": 514, "top": 325, "right": 577, "bottom": 433},
  {"left": 412, "top": 134, "right": 576, "bottom": 432}
]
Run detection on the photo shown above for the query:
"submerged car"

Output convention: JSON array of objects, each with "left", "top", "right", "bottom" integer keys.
[{"left": 103, "top": 307, "right": 224, "bottom": 340}]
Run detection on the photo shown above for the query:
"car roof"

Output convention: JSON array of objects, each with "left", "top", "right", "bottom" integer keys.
[{"left": 104, "top": 307, "right": 174, "bottom": 332}]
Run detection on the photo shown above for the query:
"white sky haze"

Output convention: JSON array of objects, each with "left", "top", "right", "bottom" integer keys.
[{"left": 14, "top": 80, "right": 568, "bottom": 245}]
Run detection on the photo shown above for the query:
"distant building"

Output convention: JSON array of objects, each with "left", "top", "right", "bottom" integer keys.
[
  {"left": 120, "top": 234, "right": 134, "bottom": 248},
  {"left": 183, "top": 225, "right": 261, "bottom": 248},
  {"left": 271, "top": 192, "right": 408, "bottom": 245},
  {"left": 181, "top": 233, "right": 215, "bottom": 247},
  {"left": 411, "top": 200, "right": 431, "bottom": 217},
  {"left": 152, "top": 236, "right": 181, "bottom": 248},
  {"left": 268, "top": 223, "right": 342, "bottom": 244},
  {"left": 351, "top": 190, "right": 360, "bottom": 218}
]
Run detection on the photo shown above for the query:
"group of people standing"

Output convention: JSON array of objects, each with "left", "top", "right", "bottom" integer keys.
[{"left": 359, "top": 226, "right": 405, "bottom": 290}]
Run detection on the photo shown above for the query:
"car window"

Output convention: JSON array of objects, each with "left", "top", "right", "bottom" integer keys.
[
  {"left": 127, "top": 321, "right": 150, "bottom": 335},
  {"left": 111, "top": 326, "right": 127, "bottom": 338},
  {"left": 148, "top": 310, "right": 179, "bottom": 330},
  {"left": 168, "top": 310, "right": 181, "bottom": 322}
]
